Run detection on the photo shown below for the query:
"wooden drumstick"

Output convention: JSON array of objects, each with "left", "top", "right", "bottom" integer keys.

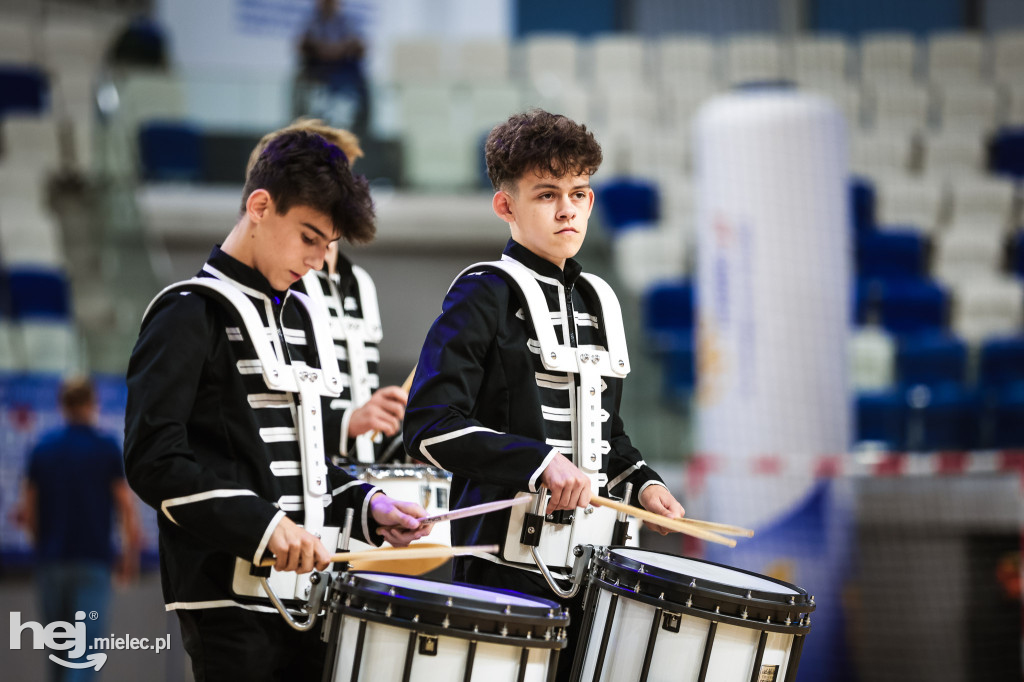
[
  {"left": 367, "top": 364, "right": 417, "bottom": 442},
  {"left": 376, "top": 495, "right": 531, "bottom": 534},
  {"left": 591, "top": 496, "right": 738, "bottom": 548},
  {"left": 671, "top": 517, "right": 755, "bottom": 538},
  {"left": 258, "top": 543, "right": 498, "bottom": 568}
]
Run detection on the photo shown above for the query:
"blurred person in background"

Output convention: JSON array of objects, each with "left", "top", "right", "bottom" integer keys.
[
  {"left": 247, "top": 120, "right": 408, "bottom": 465},
  {"left": 13, "top": 376, "right": 142, "bottom": 682},
  {"left": 297, "top": 0, "right": 370, "bottom": 137}
]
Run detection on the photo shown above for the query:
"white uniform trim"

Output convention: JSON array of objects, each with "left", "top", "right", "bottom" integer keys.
[
  {"left": 253, "top": 510, "right": 287, "bottom": 564},
  {"left": 161, "top": 489, "right": 258, "bottom": 525},
  {"left": 418, "top": 426, "right": 499, "bottom": 469},
  {"left": 165, "top": 600, "right": 281, "bottom": 613},
  {"left": 530, "top": 449, "right": 559, "bottom": 492}
]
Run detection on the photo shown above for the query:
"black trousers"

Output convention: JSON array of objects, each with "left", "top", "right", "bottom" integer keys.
[
  {"left": 177, "top": 606, "right": 327, "bottom": 682},
  {"left": 453, "top": 556, "right": 585, "bottom": 681}
]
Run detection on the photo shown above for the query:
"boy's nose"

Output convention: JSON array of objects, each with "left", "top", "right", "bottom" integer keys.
[{"left": 556, "top": 196, "right": 576, "bottom": 220}]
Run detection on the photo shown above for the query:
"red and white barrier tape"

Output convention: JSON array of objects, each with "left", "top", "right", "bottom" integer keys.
[{"left": 687, "top": 450, "right": 1024, "bottom": 480}]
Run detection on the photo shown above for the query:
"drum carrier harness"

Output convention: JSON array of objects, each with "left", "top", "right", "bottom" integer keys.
[
  {"left": 142, "top": 274, "right": 350, "bottom": 616},
  {"left": 452, "top": 258, "right": 635, "bottom": 596},
  {"left": 301, "top": 265, "right": 383, "bottom": 464}
]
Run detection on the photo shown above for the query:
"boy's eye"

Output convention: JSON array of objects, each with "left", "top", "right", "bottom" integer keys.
[
  {"left": 302, "top": 234, "right": 316, "bottom": 246},
  {"left": 539, "top": 193, "right": 553, "bottom": 200}
]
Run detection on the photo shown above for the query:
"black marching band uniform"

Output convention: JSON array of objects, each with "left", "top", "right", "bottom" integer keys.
[
  {"left": 404, "top": 239, "right": 670, "bottom": 667},
  {"left": 124, "top": 247, "right": 386, "bottom": 677},
  {"left": 295, "top": 252, "right": 393, "bottom": 465}
]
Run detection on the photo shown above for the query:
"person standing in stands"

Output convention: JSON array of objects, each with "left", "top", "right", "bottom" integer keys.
[
  {"left": 247, "top": 120, "right": 407, "bottom": 465},
  {"left": 14, "top": 376, "right": 142, "bottom": 682},
  {"left": 297, "top": 0, "right": 371, "bottom": 136},
  {"left": 124, "top": 129, "right": 430, "bottom": 681}
]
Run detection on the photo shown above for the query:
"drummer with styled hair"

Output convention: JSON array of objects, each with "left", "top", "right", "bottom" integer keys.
[
  {"left": 249, "top": 119, "right": 409, "bottom": 466},
  {"left": 124, "top": 128, "right": 432, "bottom": 681},
  {"left": 404, "top": 108, "right": 686, "bottom": 674}
]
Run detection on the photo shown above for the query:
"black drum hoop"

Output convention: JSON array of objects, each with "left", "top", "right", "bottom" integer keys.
[
  {"left": 592, "top": 547, "right": 814, "bottom": 629},
  {"left": 329, "top": 572, "right": 569, "bottom": 648}
]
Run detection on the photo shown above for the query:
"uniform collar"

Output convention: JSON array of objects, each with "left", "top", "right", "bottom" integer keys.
[
  {"left": 332, "top": 250, "right": 355, "bottom": 288},
  {"left": 203, "top": 246, "right": 289, "bottom": 303},
  {"left": 503, "top": 238, "right": 582, "bottom": 287}
]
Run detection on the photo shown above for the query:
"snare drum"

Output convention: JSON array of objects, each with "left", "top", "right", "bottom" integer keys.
[
  {"left": 344, "top": 464, "right": 453, "bottom": 546},
  {"left": 323, "top": 572, "right": 569, "bottom": 682},
  {"left": 572, "top": 548, "right": 815, "bottom": 682}
]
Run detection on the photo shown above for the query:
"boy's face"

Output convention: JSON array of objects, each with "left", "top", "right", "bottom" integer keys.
[
  {"left": 495, "top": 168, "right": 594, "bottom": 269},
  {"left": 247, "top": 191, "right": 337, "bottom": 291}
]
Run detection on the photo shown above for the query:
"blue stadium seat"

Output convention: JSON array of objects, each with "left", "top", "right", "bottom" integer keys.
[
  {"left": 642, "top": 279, "right": 694, "bottom": 351},
  {"left": 877, "top": 278, "right": 948, "bottom": 337},
  {"left": 856, "top": 231, "right": 926, "bottom": 281},
  {"left": 895, "top": 332, "right": 967, "bottom": 389},
  {"left": 850, "top": 176, "right": 875, "bottom": 232},
  {"left": 990, "top": 127, "right": 1024, "bottom": 179},
  {"left": 596, "top": 178, "right": 658, "bottom": 232},
  {"left": 905, "top": 383, "right": 980, "bottom": 451},
  {"left": 8, "top": 267, "right": 69, "bottom": 320},
  {"left": 983, "top": 382, "right": 1024, "bottom": 449},
  {"left": 978, "top": 337, "right": 1024, "bottom": 393},
  {"left": 1013, "top": 233, "right": 1024, "bottom": 278},
  {"left": 0, "top": 66, "right": 49, "bottom": 116},
  {"left": 138, "top": 121, "right": 203, "bottom": 182},
  {"left": 855, "top": 390, "right": 905, "bottom": 449}
]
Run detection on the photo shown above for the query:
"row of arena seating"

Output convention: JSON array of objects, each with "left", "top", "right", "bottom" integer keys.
[
  {"left": 636, "top": 275, "right": 1024, "bottom": 451},
  {"left": 608, "top": 151, "right": 1024, "bottom": 449},
  {"left": 384, "top": 31, "right": 1024, "bottom": 90},
  {"left": 0, "top": 266, "right": 79, "bottom": 374}
]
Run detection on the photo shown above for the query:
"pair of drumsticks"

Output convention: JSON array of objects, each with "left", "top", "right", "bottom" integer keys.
[
  {"left": 259, "top": 494, "right": 753, "bottom": 569},
  {"left": 337, "top": 365, "right": 755, "bottom": 570}
]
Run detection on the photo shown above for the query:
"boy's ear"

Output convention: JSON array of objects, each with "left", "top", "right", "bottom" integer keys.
[
  {"left": 492, "top": 190, "right": 515, "bottom": 224},
  {"left": 245, "top": 189, "right": 273, "bottom": 223}
]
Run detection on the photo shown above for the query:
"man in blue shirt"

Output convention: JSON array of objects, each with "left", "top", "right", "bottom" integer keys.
[{"left": 14, "top": 377, "right": 141, "bottom": 681}]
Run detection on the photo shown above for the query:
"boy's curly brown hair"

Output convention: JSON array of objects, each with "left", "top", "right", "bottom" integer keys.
[{"left": 484, "top": 109, "right": 603, "bottom": 192}]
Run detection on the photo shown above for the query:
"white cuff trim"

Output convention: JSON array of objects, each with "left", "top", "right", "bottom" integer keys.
[
  {"left": 252, "top": 510, "right": 287, "bottom": 564},
  {"left": 362, "top": 486, "right": 383, "bottom": 544},
  {"left": 529, "top": 449, "right": 560, "bottom": 493},
  {"left": 637, "top": 480, "right": 668, "bottom": 498}
]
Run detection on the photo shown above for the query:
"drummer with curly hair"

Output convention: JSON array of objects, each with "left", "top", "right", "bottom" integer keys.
[{"left": 404, "top": 108, "right": 685, "bottom": 674}]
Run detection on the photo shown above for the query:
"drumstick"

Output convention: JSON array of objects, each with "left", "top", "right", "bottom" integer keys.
[
  {"left": 376, "top": 495, "right": 531, "bottom": 534},
  {"left": 367, "top": 365, "right": 417, "bottom": 441},
  {"left": 591, "top": 496, "right": 738, "bottom": 548},
  {"left": 670, "top": 517, "right": 755, "bottom": 538},
  {"left": 258, "top": 543, "right": 498, "bottom": 568}
]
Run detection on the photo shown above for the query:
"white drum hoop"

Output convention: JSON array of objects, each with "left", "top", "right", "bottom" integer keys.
[
  {"left": 571, "top": 547, "right": 815, "bottom": 682},
  {"left": 323, "top": 571, "right": 569, "bottom": 681}
]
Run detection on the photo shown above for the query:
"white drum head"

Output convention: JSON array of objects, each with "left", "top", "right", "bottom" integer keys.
[
  {"left": 355, "top": 573, "right": 553, "bottom": 607},
  {"left": 612, "top": 548, "right": 800, "bottom": 595}
]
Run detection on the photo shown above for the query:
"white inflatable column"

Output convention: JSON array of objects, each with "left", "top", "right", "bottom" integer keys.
[{"left": 693, "top": 87, "right": 851, "bottom": 528}]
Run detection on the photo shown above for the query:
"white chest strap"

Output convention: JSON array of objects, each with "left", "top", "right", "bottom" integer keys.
[
  {"left": 450, "top": 259, "right": 630, "bottom": 483},
  {"left": 301, "top": 267, "right": 382, "bottom": 464},
  {"left": 144, "top": 277, "right": 342, "bottom": 598}
]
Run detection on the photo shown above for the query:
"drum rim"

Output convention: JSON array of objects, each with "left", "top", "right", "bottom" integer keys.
[
  {"left": 602, "top": 547, "right": 813, "bottom": 606},
  {"left": 332, "top": 605, "right": 569, "bottom": 650},
  {"left": 330, "top": 571, "right": 569, "bottom": 649},
  {"left": 590, "top": 575, "right": 813, "bottom": 636},
  {"left": 339, "top": 571, "right": 567, "bottom": 619}
]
